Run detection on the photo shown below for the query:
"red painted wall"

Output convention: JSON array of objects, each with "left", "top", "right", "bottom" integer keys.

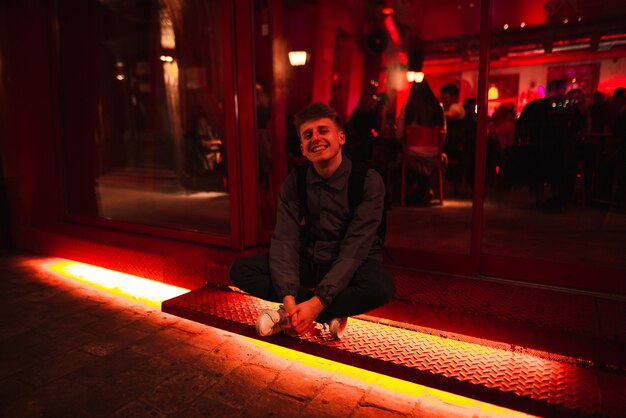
[{"left": 0, "top": 0, "right": 64, "bottom": 230}]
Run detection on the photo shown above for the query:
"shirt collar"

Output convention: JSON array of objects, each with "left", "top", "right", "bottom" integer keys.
[{"left": 308, "top": 155, "right": 352, "bottom": 191}]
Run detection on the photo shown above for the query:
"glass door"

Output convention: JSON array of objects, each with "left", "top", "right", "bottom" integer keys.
[
  {"left": 481, "top": 0, "right": 626, "bottom": 293},
  {"left": 252, "top": 0, "right": 483, "bottom": 274},
  {"left": 58, "top": 0, "right": 236, "bottom": 244}
]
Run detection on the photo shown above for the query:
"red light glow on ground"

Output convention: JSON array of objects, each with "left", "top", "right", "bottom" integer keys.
[
  {"left": 38, "top": 258, "right": 189, "bottom": 308},
  {"left": 33, "top": 257, "right": 537, "bottom": 417},
  {"left": 248, "top": 337, "right": 537, "bottom": 417}
]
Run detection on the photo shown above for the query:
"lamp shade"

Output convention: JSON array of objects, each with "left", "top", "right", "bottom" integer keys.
[
  {"left": 407, "top": 71, "right": 424, "bottom": 83},
  {"left": 288, "top": 51, "right": 308, "bottom": 66}
]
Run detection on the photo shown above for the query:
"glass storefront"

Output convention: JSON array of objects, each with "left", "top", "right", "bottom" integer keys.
[
  {"left": 58, "top": 0, "right": 230, "bottom": 236},
  {"left": 55, "top": 0, "right": 626, "bottom": 290},
  {"left": 483, "top": 0, "right": 626, "bottom": 276},
  {"left": 253, "top": 0, "right": 481, "bottom": 256},
  {"left": 252, "top": 0, "right": 626, "bottom": 285}
]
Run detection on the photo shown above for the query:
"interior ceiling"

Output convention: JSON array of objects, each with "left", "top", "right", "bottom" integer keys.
[{"left": 390, "top": 0, "right": 626, "bottom": 43}]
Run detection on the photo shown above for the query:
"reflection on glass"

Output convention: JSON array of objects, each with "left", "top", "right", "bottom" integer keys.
[
  {"left": 60, "top": 0, "right": 229, "bottom": 236},
  {"left": 484, "top": 0, "right": 626, "bottom": 270},
  {"left": 253, "top": 1, "right": 480, "bottom": 254}
]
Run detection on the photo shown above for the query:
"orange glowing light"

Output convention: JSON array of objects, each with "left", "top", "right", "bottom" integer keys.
[
  {"left": 46, "top": 260, "right": 189, "bottom": 308},
  {"left": 34, "top": 257, "right": 551, "bottom": 417},
  {"left": 34, "top": 258, "right": 547, "bottom": 417},
  {"left": 247, "top": 337, "right": 536, "bottom": 417},
  {"left": 488, "top": 85, "right": 500, "bottom": 100},
  {"left": 381, "top": 7, "right": 394, "bottom": 15}
]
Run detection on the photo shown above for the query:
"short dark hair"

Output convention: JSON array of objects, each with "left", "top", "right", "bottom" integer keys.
[
  {"left": 294, "top": 102, "right": 343, "bottom": 135},
  {"left": 440, "top": 83, "right": 459, "bottom": 97},
  {"left": 546, "top": 79, "right": 567, "bottom": 95}
]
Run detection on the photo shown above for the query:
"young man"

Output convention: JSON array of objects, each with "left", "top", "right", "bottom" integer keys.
[
  {"left": 229, "top": 102, "right": 394, "bottom": 339},
  {"left": 439, "top": 84, "right": 465, "bottom": 121}
]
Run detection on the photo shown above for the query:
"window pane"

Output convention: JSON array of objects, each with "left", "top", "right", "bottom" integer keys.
[
  {"left": 254, "top": 0, "right": 480, "bottom": 255},
  {"left": 59, "top": 0, "right": 230, "bottom": 236},
  {"left": 484, "top": 0, "right": 626, "bottom": 270}
]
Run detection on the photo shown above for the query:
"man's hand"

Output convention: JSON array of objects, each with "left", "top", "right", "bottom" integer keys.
[
  {"left": 282, "top": 295, "right": 298, "bottom": 332},
  {"left": 282, "top": 295, "right": 297, "bottom": 314},
  {"left": 289, "top": 296, "right": 325, "bottom": 335}
]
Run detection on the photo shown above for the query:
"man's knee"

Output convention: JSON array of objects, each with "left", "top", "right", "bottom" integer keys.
[
  {"left": 228, "top": 258, "right": 244, "bottom": 287},
  {"left": 375, "top": 273, "right": 395, "bottom": 304},
  {"left": 228, "top": 255, "right": 256, "bottom": 286},
  {"left": 383, "top": 275, "right": 395, "bottom": 302},
  {"left": 228, "top": 252, "right": 269, "bottom": 287},
  {"left": 358, "top": 260, "right": 395, "bottom": 304}
]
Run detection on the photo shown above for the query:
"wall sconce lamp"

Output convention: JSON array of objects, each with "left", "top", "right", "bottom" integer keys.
[
  {"left": 407, "top": 71, "right": 424, "bottom": 83},
  {"left": 488, "top": 84, "right": 500, "bottom": 100},
  {"left": 288, "top": 51, "right": 308, "bottom": 66}
]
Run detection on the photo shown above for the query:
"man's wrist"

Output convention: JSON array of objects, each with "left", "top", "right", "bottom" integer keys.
[
  {"left": 282, "top": 295, "right": 296, "bottom": 311},
  {"left": 312, "top": 294, "right": 328, "bottom": 308},
  {"left": 310, "top": 296, "right": 325, "bottom": 312}
]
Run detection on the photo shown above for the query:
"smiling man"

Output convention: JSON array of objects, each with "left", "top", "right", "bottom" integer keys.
[{"left": 229, "top": 102, "right": 394, "bottom": 339}]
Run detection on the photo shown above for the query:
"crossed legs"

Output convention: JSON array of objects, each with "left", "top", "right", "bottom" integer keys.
[{"left": 229, "top": 252, "right": 394, "bottom": 325}]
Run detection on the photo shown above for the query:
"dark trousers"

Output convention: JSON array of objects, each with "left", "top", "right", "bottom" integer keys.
[{"left": 229, "top": 252, "right": 394, "bottom": 324}]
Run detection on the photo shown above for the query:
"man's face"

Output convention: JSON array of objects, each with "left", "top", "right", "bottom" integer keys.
[
  {"left": 299, "top": 118, "right": 345, "bottom": 164},
  {"left": 440, "top": 92, "right": 457, "bottom": 109}
]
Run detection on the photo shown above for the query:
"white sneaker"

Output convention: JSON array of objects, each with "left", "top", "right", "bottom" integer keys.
[
  {"left": 329, "top": 317, "right": 348, "bottom": 340},
  {"left": 256, "top": 308, "right": 288, "bottom": 336}
]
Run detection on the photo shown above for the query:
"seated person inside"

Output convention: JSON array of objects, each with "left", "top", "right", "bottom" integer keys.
[{"left": 229, "top": 102, "right": 395, "bottom": 339}]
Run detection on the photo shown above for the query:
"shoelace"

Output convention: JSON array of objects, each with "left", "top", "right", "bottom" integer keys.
[
  {"left": 263, "top": 311, "right": 283, "bottom": 326},
  {"left": 274, "top": 310, "right": 290, "bottom": 328}
]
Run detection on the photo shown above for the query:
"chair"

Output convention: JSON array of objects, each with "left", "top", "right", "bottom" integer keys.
[{"left": 400, "top": 124, "right": 445, "bottom": 206}]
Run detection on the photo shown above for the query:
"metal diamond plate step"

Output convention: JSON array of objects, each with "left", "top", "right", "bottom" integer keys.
[{"left": 162, "top": 286, "right": 625, "bottom": 417}]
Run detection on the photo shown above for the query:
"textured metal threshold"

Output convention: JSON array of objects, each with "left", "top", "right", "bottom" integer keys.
[{"left": 162, "top": 286, "right": 623, "bottom": 417}]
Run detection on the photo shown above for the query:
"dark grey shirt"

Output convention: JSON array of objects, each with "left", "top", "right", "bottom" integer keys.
[{"left": 269, "top": 157, "right": 385, "bottom": 306}]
